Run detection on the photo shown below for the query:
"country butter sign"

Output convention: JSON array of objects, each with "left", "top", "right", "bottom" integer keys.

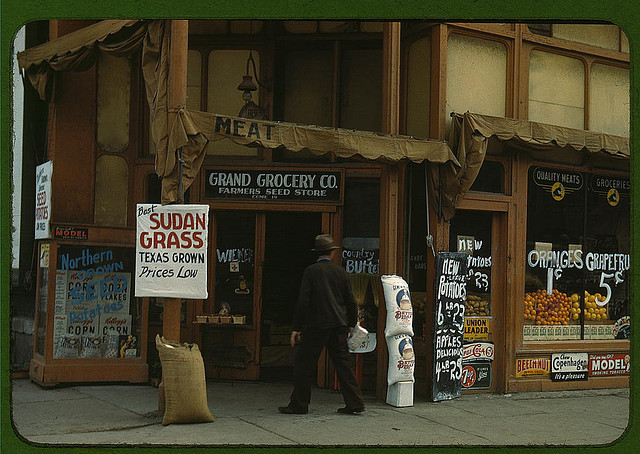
[
  {"left": 516, "top": 358, "right": 550, "bottom": 378},
  {"left": 464, "top": 317, "right": 491, "bottom": 341},
  {"left": 205, "top": 168, "right": 343, "bottom": 203}
]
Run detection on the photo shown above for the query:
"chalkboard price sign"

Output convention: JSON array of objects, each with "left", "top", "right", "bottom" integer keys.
[{"left": 432, "top": 252, "right": 468, "bottom": 402}]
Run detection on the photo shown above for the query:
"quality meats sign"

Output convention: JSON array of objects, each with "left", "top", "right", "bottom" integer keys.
[
  {"left": 589, "top": 353, "right": 630, "bottom": 377},
  {"left": 135, "top": 204, "right": 209, "bottom": 299},
  {"left": 432, "top": 252, "right": 468, "bottom": 402}
]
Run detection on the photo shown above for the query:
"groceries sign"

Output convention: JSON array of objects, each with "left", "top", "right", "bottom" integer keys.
[
  {"left": 205, "top": 168, "right": 343, "bottom": 203},
  {"left": 135, "top": 204, "right": 209, "bottom": 299}
]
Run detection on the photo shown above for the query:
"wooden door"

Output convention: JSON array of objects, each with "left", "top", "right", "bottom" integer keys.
[
  {"left": 449, "top": 208, "right": 507, "bottom": 393},
  {"left": 199, "top": 211, "right": 260, "bottom": 380}
]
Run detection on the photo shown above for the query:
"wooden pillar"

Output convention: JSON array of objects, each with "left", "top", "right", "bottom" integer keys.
[
  {"left": 382, "top": 22, "right": 401, "bottom": 136},
  {"left": 377, "top": 21, "right": 402, "bottom": 401},
  {"left": 162, "top": 19, "right": 189, "bottom": 343}
]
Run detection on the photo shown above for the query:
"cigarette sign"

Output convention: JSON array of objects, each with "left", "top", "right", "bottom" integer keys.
[
  {"left": 135, "top": 204, "right": 209, "bottom": 299},
  {"left": 589, "top": 353, "right": 630, "bottom": 377}
]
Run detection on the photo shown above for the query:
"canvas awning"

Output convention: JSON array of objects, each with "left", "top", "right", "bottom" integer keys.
[
  {"left": 162, "top": 108, "right": 460, "bottom": 203},
  {"left": 435, "top": 111, "right": 630, "bottom": 220},
  {"left": 17, "top": 19, "right": 175, "bottom": 198},
  {"left": 17, "top": 19, "right": 460, "bottom": 204},
  {"left": 17, "top": 19, "right": 148, "bottom": 100}
]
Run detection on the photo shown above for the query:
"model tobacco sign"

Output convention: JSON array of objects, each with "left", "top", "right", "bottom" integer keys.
[
  {"left": 135, "top": 204, "right": 210, "bottom": 299},
  {"left": 432, "top": 252, "right": 468, "bottom": 402}
]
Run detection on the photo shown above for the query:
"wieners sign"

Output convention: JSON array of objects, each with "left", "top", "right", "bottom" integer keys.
[{"left": 135, "top": 204, "right": 210, "bottom": 299}]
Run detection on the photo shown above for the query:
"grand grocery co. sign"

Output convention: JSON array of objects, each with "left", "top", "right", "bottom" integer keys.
[{"left": 204, "top": 168, "right": 343, "bottom": 204}]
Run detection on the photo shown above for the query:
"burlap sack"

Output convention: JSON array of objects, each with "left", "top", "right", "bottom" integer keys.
[{"left": 155, "top": 335, "right": 215, "bottom": 425}]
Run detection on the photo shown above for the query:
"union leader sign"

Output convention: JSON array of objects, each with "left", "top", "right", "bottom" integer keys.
[{"left": 135, "top": 204, "right": 210, "bottom": 299}]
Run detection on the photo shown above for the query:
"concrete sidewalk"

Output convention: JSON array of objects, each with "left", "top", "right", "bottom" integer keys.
[{"left": 9, "top": 378, "right": 630, "bottom": 447}]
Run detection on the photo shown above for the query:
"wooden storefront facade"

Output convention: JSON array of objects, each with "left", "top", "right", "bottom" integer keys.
[{"left": 18, "top": 20, "right": 630, "bottom": 399}]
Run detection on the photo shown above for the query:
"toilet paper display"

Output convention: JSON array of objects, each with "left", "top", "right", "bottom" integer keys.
[{"left": 381, "top": 275, "right": 415, "bottom": 386}]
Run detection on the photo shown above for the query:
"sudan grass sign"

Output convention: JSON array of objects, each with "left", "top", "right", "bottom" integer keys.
[{"left": 135, "top": 204, "right": 210, "bottom": 299}]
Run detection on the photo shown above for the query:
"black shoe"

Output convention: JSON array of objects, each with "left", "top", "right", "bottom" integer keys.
[
  {"left": 337, "top": 406, "right": 365, "bottom": 414},
  {"left": 278, "top": 405, "right": 308, "bottom": 415}
]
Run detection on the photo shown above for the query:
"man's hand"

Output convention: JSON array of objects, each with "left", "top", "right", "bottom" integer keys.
[
  {"left": 290, "top": 331, "right": 302, "bottom": 347},
  {"left": 349, "top": 327, "right": 354, "bottom": 338}
]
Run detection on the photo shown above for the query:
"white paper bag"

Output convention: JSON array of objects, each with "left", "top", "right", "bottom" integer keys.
[{"left": 348, "top": 323, "right": 376, "bottom": 353}]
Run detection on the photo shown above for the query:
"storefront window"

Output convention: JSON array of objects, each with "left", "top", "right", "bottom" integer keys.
[
  {"left": 213, "top": 212, "right": 255, "bottom": 324},
  {"left": 36, "top": 243, "right": 50, "bottom": 356},
  {"left": 94, "top": 155, "right": 128, "bottom": 226},
  {"left": 524, "top": 166, "right": 630, "bottom": 341},
  {"left": 589, "top": 63, "right": 630, "bottom": 137},
  {"left": 97, "top": 53, "right": 130, "bottom": 154},
  {"left": 343, "top": 177, "right": 380, "bottom": 333},
  {"left": 528, "top": 50, "right": 585, "bottom": 130},
  {"left": 469, "top": 160, "right": 505, "bottom": 194},
  {"left": 449, "top": 211, "right": 494, "bottom": 343},
  {"left": 406, "top": 164, "right": 428, "bottom": 335},
  {"left": 552, "top": 24, "right": 621, "bottom": 52},
  {"left": 340, "top": 48, "right": 382, "bottom": 132},
  {"left": 276, "top": 49, "right": 333, "bottom": 162},
  {"left": 406, "top": 36, "right": 431, "bottom": 139},
  {"left": 53, "top": 245, "right": 140, "bottom": 359},
  {"left": 206, "top": 50, "right": 260, "bottom": 157},
  {"left": 446, "top": 33, "right": 507, "bottom": 135}
]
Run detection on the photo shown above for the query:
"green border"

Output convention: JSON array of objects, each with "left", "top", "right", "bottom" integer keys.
[{"left": 1, "top": 0, "right": 638, "bottom": 453}]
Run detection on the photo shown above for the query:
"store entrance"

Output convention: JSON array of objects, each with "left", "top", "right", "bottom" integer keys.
[
  {"left": 449, "top": 208, "right": 507, "bottom": 393},
  {"left": 260, "top": 212, "right": 322, "bottom": 381}
]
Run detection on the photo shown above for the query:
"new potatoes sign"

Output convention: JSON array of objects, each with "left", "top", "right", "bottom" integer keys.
[{"left": 135, "top": 204, "right": 210, "bottom": 299}]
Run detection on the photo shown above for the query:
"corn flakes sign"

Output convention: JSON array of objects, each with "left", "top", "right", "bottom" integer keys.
[{"left": 516, "top": 358, "right": 550, "bottom": 377}]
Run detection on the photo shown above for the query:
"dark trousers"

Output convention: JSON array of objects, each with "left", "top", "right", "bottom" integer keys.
[{"left": 289, "top": 326, "right": 364, "bottom": 410}]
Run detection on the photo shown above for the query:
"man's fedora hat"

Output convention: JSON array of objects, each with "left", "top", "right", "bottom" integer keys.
[{"left": 311, "top": 234, "right": 340, "bottom": 252}]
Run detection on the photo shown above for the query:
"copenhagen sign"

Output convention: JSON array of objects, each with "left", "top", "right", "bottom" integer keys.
[
  {"left": 551, "top": 353, "right": 588, "bottom": 382},
  {"left": 205, "top": 168, "right": 343, "bottom": 203}
]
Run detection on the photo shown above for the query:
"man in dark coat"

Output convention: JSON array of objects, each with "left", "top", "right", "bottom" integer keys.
[{"left": 278, "top": 234, "right": 365, "bottom": 415}]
